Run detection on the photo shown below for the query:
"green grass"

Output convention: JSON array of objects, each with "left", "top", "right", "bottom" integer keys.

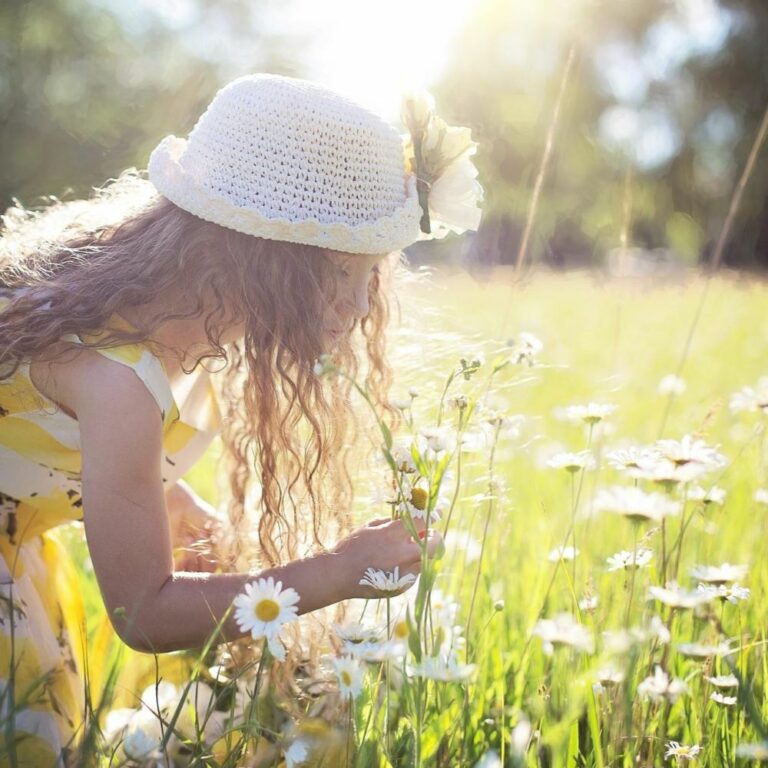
[{"left": 53, "top": 268, "right": 768, "bottom": 766}]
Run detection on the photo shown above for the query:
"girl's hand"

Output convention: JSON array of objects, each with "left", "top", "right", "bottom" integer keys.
[
  {"left": 166, "top": 481, "right": 223, "bottom": 573},
  {"left": 329, "top": 516, "right": 443, "bottom": 601}
]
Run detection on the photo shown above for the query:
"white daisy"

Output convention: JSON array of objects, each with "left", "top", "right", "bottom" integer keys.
[
  {"left": 637, "top": 666, "right": 687, "bottom": 703},
  {"left": 595, "top": 486, "right": 681, "bottom": 523},
  {"left": 359, "top": 566, "right": 417, "bottom": 593},
  {"left": 754, "top": 489, "right": 768, "bottom": 505},
  {"left": 346, "top": 638, "right": 408, "bottom": 662},
  {"left": 697, "top": 582, "right": 751, "bottom": 604},
  {"left": 606, "top": 548, "right": 653, "bottom": 571},
  {"left": 548, "top": 545, "right": 579, "bottom": 562},
  {"left": 332, "top": 622, "right": 385, "bottom": 646},
  {"left": 509, "top": 332, "right": 543, "bottom": 366},
  {"left": 687, "top": 485, "right": 727, "bottom": 505},
  {"left": 232, "top": 577, "right": 300, "bottom": 659},
  {"left": 284, "top": 738, "right": 310, "bottom": 768},
  {"left": 676, "top": 641, "right": 734, "bottom": 658},
  {"left": 122, "top": 707, "right": 164, "bottom": 761},
  {"left": 595, "top": 665, "right": 625, "bottom": 686},
  {"left": 391, "top": 439, "right": 418, "bottom": 473},
  {"left": 655, "top": 435, "right": 728, "bottom": 472},
  {"left": 331, "top": 655, "right": 365, "bottom": 698},
  {"left": 658, "top": 375, "right": 686, "bottom": 396},
  {"left": 579, "top": 595, "right": 599, "bottom": 612},
  {"left": 729, "top": 377, "right": 768, "bottom": 415},
  {"left": 706, "top": 674, "right": 739, "bottom": 688},
  {"left": 664, "top": 741, "right": 701, "bottom": 760},
  {"left": 634, "top": 458, "right": 709, "bottom": 487},
  {"left": 563, "top": 402, "right": 617, "bottom": 425},
  {"left": 736, "top": 742, "right": 768, "bottom": 759},
  {"left": 690, "top": 563, "right": 748, "bottom": 585},
  {"left": 547, "top": 450, "right": 596, "bottom": 473},
  {"left": 532, "top": 613, "right": 594, "bottom": 655},
  {"left": 606, "top": 445, "right": 661, "bottom": 475},
  {"left": 407, "top": 653, "right": 476, "bottom": 682},
  {"left": 647, "top": 583, "right": 713, "bottom": 609},
  {"left": 710, "top": 692, "right": 738, "bottom": 706}
]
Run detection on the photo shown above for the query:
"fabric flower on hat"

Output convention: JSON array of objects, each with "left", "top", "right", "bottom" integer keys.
[{"left": 400, "top": 90, "right": 483, "bottom": 239}]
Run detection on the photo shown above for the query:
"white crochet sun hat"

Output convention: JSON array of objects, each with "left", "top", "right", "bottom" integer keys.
[{"left": 147, "top": 73, "right": 422, "bottom": 255}]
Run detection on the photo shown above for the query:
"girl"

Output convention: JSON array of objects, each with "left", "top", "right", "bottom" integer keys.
[{"left": 0, "top": 72, "right": 481, "bottom": 764}]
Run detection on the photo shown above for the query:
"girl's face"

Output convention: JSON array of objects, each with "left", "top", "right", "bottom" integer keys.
[{"left": 322, "top": 250, "right": 388, "bottom": 345}]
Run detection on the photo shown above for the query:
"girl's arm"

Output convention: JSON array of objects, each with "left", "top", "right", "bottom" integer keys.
[{"left": 62, "top": 348, "right": 438, "bottom": 653}]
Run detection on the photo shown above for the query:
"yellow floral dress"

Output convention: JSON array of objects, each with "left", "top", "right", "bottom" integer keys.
[{"left": 0, "top": 291, "right": 221, "bottom": 766}]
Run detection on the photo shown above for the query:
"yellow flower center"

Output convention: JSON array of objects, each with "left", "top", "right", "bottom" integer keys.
[
  {"left": 341, "top": 671, "right": 352, "bottom": 686},
  {"left": 254, "top": 598, "right": 280, "bottom": 622},
  {"left": 394, "top": 620, "right": 409, "bottom": 639},
  {"left": 410, "top": 487, "right": 428, "bottom": 511}
]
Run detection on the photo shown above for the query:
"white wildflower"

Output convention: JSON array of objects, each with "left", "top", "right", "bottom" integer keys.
[
  {"left": 710, "top": 692, "right": 738, "bottom": 706},
  {"left": 606, "top": 548, "right": 653, "bottom": 571},
  {"left": 548, "top": 545, "right": 579, "bottom": 562},
  {"left": 648, "top": 583, "right": 713, "bottom": 609},
  {"left": 408, "top": 653, "right": 476, "bottom": 682},
  {"left": 637, "top": 666, "right": 687, "bottom": 703},
  {"left": 332, "top": 622, "right": 385, "bottom": 646},
  {"left": 547, "top": 450, "right": 596, "bottom": 473},
  {"left": 331, "top": 655, "right": 365, "bottom": 698},
  {"left": 736, "top": 742, "right": 768, "bottom": 759},
  {"left": 232, "top": 577, "right": 300, "bottom": 661},
  {"left": 676, "top": 641, "right": 734, "bottom": 658},
  {"left": 347, "top": 638, "right": 408, "bottom": 662},
  {"left": 284, "top": 738, "right": 310, "bottom": 768},
  {"left": 690, "top": 563, "right": 748, "bottom": 585},
  {"left": 754, "top": 489, "right": 768, "bottom": 505},
  {"left": 474, "top": 749, "right": 503, "bottom": 768},
  {"left": 595, "top": 486, "right": 681, "bottom": 523},
  {"left": 392, "top": 439, "right": 418, "bottom": 473},
  {"left": 595, "top": 665, "right": 625, "bottom": 686},
  {"left": 563, "top": 402, "right": 617, "bottom": 425},
  {"left": 687, "top": 484, "right": 727, "bottom": 505},
  {"left": 510, "top": 714, "right": 532, "bottom": 755},
  {"left": 664, "top": 741, "right": 702, "bottom": 760},
  {"left": 579, "top": 595, "right": 599, "bottom": 612},
  {"left": 532, "top": 613, "right": 594, "bottom": 655},
  {"left": 706, "top": 674, "right": 739, "bottom": 688},
  {"left": 418, "top": 426, "right": 456, "bottom": 456},
  {"left": 122, "top": 707, "right": 164, "bottom": 761},
  {"left": 655, "top": 435, "right": 728, "bottom": 472},
  {"left": 729, "top": 377, "right": 768, "bottom": 415},
  {"left": 635, "top": 457, "right": 709, "bottom": 487},
  {"left": 509, "top": 332, "right": 543, "bottom": 366},
  {"left": 606, "top": 445, "right": 661, "bottom": 475},
  {"left": 359, "top": 566, "right": 417, "bottom": 593},
  {"left": 697, "top": 582, "right": 751, "bottom": 604},
  {"left": 658, "top": 375, "right": 686, "bottom": 396}
]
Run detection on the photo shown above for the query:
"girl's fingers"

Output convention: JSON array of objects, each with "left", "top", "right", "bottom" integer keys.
[{"left": 403, "top": 529, "right": 443, "bottom": 563}]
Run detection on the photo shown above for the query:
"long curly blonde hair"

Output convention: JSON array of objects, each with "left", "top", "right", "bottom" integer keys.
[{"left": 0, "top": 169, "right": 401, "bottom": 684}]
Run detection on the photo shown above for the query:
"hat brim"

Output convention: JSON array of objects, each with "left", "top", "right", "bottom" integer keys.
[{"left": 147, "top": 135, "right": 422, "bottom": 256}]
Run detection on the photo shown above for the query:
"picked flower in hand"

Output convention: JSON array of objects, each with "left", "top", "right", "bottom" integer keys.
[{"left": 401, "top": 89, "right": 483, "bottom": 239}]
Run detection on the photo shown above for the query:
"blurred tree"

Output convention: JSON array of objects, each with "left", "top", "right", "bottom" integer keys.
[
  {"left": 434, "top": 0, "right": 768, "bottom": 270},
  {"left": 0, "top": 0, "right": 308, "bottom": 211}
]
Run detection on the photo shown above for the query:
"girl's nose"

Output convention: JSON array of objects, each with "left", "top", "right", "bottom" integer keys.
[{"left": 340, "top": 280, "right": 369, "bottom": 320}]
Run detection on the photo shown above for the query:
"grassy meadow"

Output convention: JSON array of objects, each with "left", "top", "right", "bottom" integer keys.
[{"left": 62, "top": 267, "right": 768, "bottom": 767}]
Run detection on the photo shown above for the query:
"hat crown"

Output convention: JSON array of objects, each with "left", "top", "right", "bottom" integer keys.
[{"left": 148, "top": 73, "right": 421, "bottom": 254}]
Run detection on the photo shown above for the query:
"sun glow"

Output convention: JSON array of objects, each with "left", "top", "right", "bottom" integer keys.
[{"left": 263, "top": 0, "right": 477, "bottom": 124}]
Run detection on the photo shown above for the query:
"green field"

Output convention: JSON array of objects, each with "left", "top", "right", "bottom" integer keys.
[{"left": 66, "top": 268, "right": 768, "bottom": 766}]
